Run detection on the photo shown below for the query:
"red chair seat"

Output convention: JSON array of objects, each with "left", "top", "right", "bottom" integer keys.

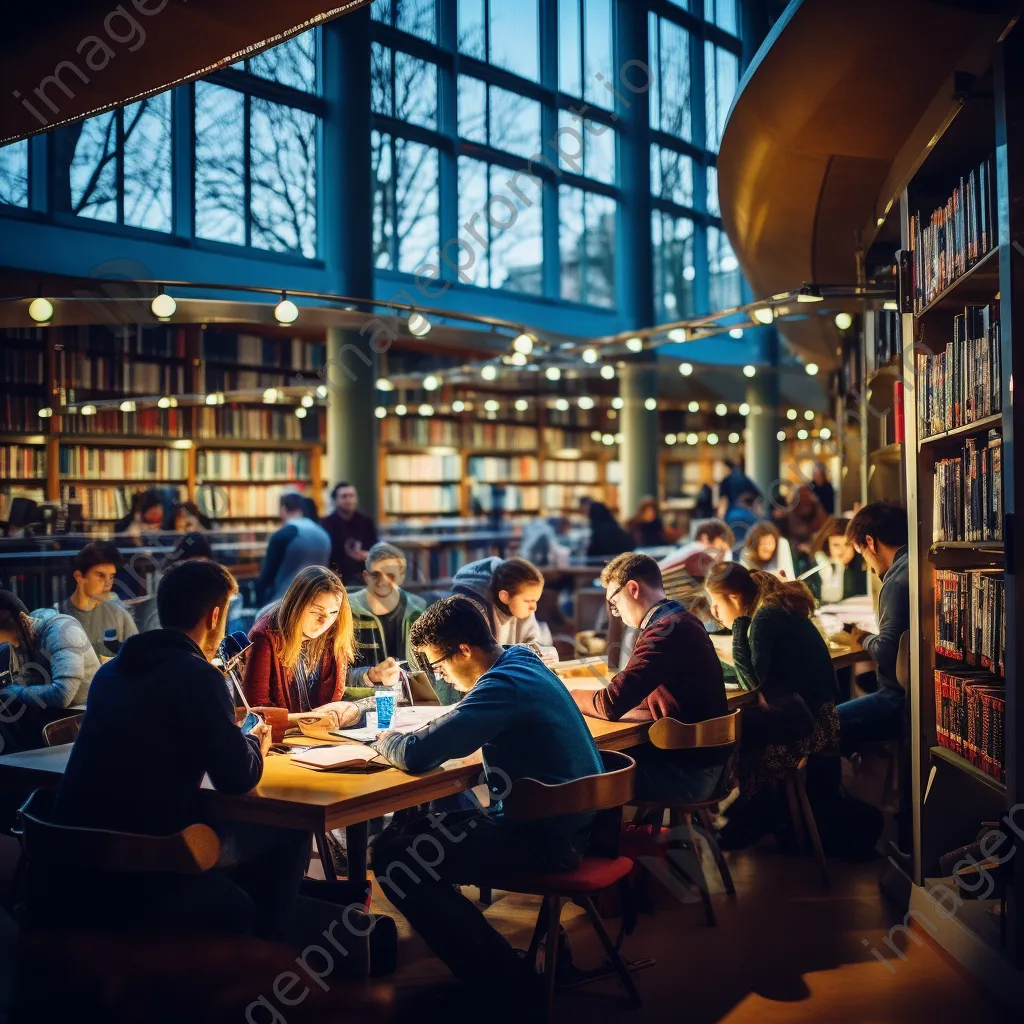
[{"left": 485, "top": 856, "right": 634, "bottom": 896}]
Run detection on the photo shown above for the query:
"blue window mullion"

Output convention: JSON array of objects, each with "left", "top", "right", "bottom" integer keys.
[{"left": 243, "top": 94, "right": 252, "bottom": 247}]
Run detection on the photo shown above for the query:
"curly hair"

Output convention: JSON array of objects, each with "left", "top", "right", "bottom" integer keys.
[{"left": 704, "top": 560, "right": 815, "bottom": 619}]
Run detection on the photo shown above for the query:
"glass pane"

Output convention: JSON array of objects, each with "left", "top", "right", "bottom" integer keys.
[
  {"left": 457, "top": 156, "right": 489, "bottom": 286},
  {"left": 708, "top": 225, "right": 741, "bottom": 310},
  {"left": 558, "top": 0, "right": 582, "bottom": 97},
  {"left": 651, "top": 144, "right": 692, "bottom": 206},
  {"left": 396, "top": 0, "right": 437, "bottom": 42},
  {"left": 69, "top": 112, "right": 117, "bottom": 222},
  {"left": 371, "top": 0, "right": 392, "bottom": 24},
  {"left": 584, "top": 192, "right": 616, "bottom": 307},
  {"left": 555, "top": 109, "right": 585, "bottom": 174},
  {"left": 458, "top": 0, "right": 486, "bottom": 60},
  {"left": 488, "top": 163, "right": 542, "bottom": 292},
  {"left": 371, "top": 42, "right": 393, "bottom": 117},
  {"left": 249, "top": 29, "right": 318, "bottom": 92},
  {"left": 558, "top": 185, "right": 585, "bottom": 303},
  {"left": 371, "top": 130, "right": 394, "bottom": 269},
  {"left": 0, "top": 141, "right": 29, "bottom": 208},
  {"left": 250, "top": 98, "right": 318, "bottom": 258},
  {"left": 659, "top": 19, "right": 691, "bottom": 141},
  {"left": 706, "top": 165, "right": 720, "bottom": 216},
  {"left": 705, "top": 42, "right": 738, "bottom": 151},
  {"left": 395, "top": 51, "right": 437, "bottom": 129},
  {"left": 123, "top": 92, "right": 172, "bottom": 232},
  {"left": 653, "top": 212, "right": 695, "bottom": 321},
  {"left": 458, "top": 75, "right": 487, "bottom": 143},
  {"left": 489, "top": 86, "right": 541, "bottom": 159},
  {"left": 582, "top": 0, "right": 614, "bottom": 109},
  {"left": 489, "top": 0, "right": 540, "bottom": 82},
  {"left": 584, "top": 121, "right": 615, "bottom": 184},
  {"left": 195, "top": 82, "right": 245, "bottom": 246},
  {"left": 394, "top": 138, "right": 439, "bottom": 274},
  {"left": 706, "top": 0, "right": 738, "bottom": 35},
  {"left": 647, "top": 11, "right": 660, "bottom": 133}
]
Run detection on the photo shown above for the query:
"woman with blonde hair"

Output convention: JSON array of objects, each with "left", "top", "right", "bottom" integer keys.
[{"left": 243, "top": 565, "right": 359, "bottom": 724}]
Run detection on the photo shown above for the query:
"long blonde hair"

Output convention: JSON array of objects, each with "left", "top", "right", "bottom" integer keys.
[
  {"left": 268, "top": 566, "right": 355, "bottom": 671},
  {"left": 704, "top": 561, "right": 816, "bottom": 619}
]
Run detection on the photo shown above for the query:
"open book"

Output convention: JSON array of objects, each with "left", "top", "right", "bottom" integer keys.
[{"left": 290, "top": 745, "right": 380, "bottom": 771}]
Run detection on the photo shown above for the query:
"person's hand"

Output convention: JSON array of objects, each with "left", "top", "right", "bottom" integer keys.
[
  {"left": 250, "top": 721, "right": 272, "bottom": 756},
  {"left": 368, "top": 657, "right": 401, "bottom": 687},
  {"left": 849, "top": 626, "right": 870, "bottom": 646}
]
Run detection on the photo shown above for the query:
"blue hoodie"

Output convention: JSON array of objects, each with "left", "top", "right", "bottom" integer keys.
[{"left": 376, "top": 645, "right": 604, "bottom": 835}]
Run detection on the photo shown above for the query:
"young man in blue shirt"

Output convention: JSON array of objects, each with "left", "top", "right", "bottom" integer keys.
[{"left": 372, "top": 596, "right": 603, "bottom": 990}]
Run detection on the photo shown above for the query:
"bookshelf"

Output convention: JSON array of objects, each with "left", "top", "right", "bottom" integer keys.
[{"left": 899, "top": 30, "right": 1023, "bottom": 988}]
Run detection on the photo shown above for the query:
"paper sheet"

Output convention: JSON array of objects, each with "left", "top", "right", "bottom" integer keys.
[{"left": 290, "top": 746, "right": 376, "bottom": 769}]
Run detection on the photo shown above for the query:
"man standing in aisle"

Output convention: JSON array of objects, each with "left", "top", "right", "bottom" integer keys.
[
  {"left": 837, "top": 501, "right": 910, "bottom": 754},
  {"left": 322, "top": 482, "right": 378, "bottom": 588},
  {"left": 60, "top": 541, "right": 138, "bottom": 660},
  {"left": 256, "top": 493, "right": 332, "bottom": 606}
]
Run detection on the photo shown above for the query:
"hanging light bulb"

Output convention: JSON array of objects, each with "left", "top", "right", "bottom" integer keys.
[
  {"left": 686, "top": 433, "right": 698, "bottom": 445},
  {"left": 834, "top": 312, "right": 853, "bottom": 331},
  {"left": 625, "top": 337, "right": 644, "bottom": 353},
  {"left": 28, "top": 298, "right": 54, "bottom": 323},
  {"left": 419, "top": 404, "right": 435, "bottom": 417},
  {"left": 665, "top": 433, "right": 677, "bottom": 445},
  {"left": 644, "top": 397, "right": 657, "bottom": 411},
  {"left": 679, "top": 362, "right": 693, "bottom": 376},
  {"left": 582, "top": 348, "right": 598, "bottom": 364},
  {"left": 513, "top": 332, "right": 534, "bottom": 355},
  {"left": 743, "top": 365, "right": 756, "bottom": 378},
  {"left": 739, "top": 402, "right": 750, "bottom": 416},
  {"left": 787, "top": 408, "right": 798, "bottom": 421},
  {"left": 484, "top": 399, "right": 500, "bottom": 412},
  {"left": 376, "top": 378, "right": 395, "bottom": 391},
  {"left": 151, "top": 291, "right": 176, "bottom": 320},
  {"left": 274, "top": 293, "right": 299, "bottom": 324},
  {"left": 688, "top": 401, "right": 700, "bottom": 413},
  {"left": 555, "top": 398, "right": 570, "bottom": 412},
  {"left": 611, "top": 397, "right": 624, "bottom": 410},
  {"left": 423, "top": 374, "right": 439, "bottom": 391},
  {"left": 777, "top": 430, "right": 786, "bottom": 441},
  {"left": 600, "top": 365, "right": 615, "bottom": 380},
  {"left": 728, "top": 432, "right": 740, "bottom": 443},
  {"left": 805, "top": 362, "right": 819, "bottom": 376},
  {"left": 515, "top": 398, "right": 529, "bottom": 412},
  {"left": 295, "top": 406, "right": 308, "bottom": 419},
  {"left": 119, "top": 400, "right": 137, "bottom": 413},
  {"left": 820, "top": 427, "right": 832, "bottom": 440},
  {"left": 804, "top": 410, "right": 814, "bottom": 421},
  {"left": 408, "top": 312, "right": 432, "bottom": 336},
  {"left": 668, "top": 328, "right": 687, "bottom": 343},
  {"left": 729, "top": 328, "right": 744, "bottom": 339},
  {"left": 545, "top": 366, "right": 562, "bottom": 381},
  {"left": 715, "top": 403, "right": 728, "bottom": 416},
  {"left": 452, "top": 399, "right": 466, "bottom": 413},
  {"left": 374, "top": 406, "right": 387, "bottom": 419},
  {"left": 707, "top": 432, "right": 719, "bottom": 445},
  {"left": 753, "top": 307, "right": 774, "bottom": 325},
  {"left": 395, "top": 404, "right": 408, "bottom": 416},
  {"left": 481, "top": 365, "right": 498, "bottom": 381},
  {"left": 577, "top": 396, "right": 595, "bottom": 410}
]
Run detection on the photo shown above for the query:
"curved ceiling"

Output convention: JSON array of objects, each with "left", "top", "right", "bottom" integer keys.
[
  {"left": 0, "top": 0, "right": 369, "bottom": 146},
  {"left": 718, "top": 0, "right": 1013, "bottom": 368}
]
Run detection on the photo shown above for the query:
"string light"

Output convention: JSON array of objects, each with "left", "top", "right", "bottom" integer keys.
[
  {"left": 753, "top": 307, "right": 774, "bottom": 325},
  {"left": 834, "top": 312, "right": 853, "bottom": 331},
  {"left": 644, "top": 397, "right": 657, "bottom": 411},
  {"left": 883, "top": 300, "right": 898, "bottom": 311},
  {"left": 715, "top": 403, "right": 728, "bottom": 416},
  {"left": 804, "top": 410, "right": 814, "bottom": 421},
  {"left": 602, "top": 434, "right": 615, "bottom": 446},
  {"left": 805, "top": 362, "right": 819, "bottom": 376},
  {"left": 625, "top": 337, "right": 644, "bottom": 353},
  {"left": 81, "top": 405, "right": 96, "bottom": 416},
  {"left": 515, "top": 398, "right": 529, "bottom": 412},
  {"left": 776, "top": 430, "right": 786, "bottom": 441},
  {"left": 728, "top": 432, "right": 740, "bottom": 443},
  {"left": 295, "top": 406, "right": 307, "bottom": 419},
  {"left": 452, "top": 400, "right": 466, "bottom": 413},
  {"left": 555, "top": 398, "right": 570, "bottom": 412},
  {"left": 686, "top": 433, "right": 698, "bottom": 445},
  {"left": 578, "top": 396, "right": 595, "bottom": 410},
  {"left": 591, "top": 430, "right": 602, "bottom": 441},
  {"left": 28, "top": 298, "right": 53, "bottom": 323},
  {"left": 665, "top": 433, "right": 677, "bottom": 445},
  {"left": 729, "top": 328, "right": 744, "bottom": 339},
  {"left": 707, "top": 432, "right": 719, "bottom": 445},
  {"left": 419, "top": 404, "right": 435, "bottom": 417},
  {"left": 797, "top": 285, "right": 823, "bottom": 303},
  {"left": 376, "top": 378, "right": 395, "bottom": 391},
  {"left": 151, "top": 291, "right": 176, "bottom": 320},
  {"left": 797, "top": 428, "right": 809, "bottom": 440},
  {"left": 668, "top": 328, "right": 687, "bottom": 343},
  {"left": 820, "top": 427, "right": 832, "bottom": 440},
  {"left": 787, "top": 408, "right": 798, "bottom": 420},
  {"left": 611, "top": 397, "right": 624, "bottom": 409},
  {"left": 615, "top": 433, "right": 623, "bottom": 444},
  {"left": 274, "top": 294, "right": 299, "bottom": 324},
  {"left": 509, "top": 351, "right": 528, "bottom": 366},
  {"left": 582, "top": 348, "right": 598, "bottom": 363},
  {"left": 408, "top": 312, "right": 432, "bottom": 336},
  {"left": 688, "top": 401, "right": 699, "bottom": 413},
  {"left": 395, "top": 404, "right": 408, "bottom": 416},
  {"left": 484, "top": 399, "right": 500, "bottom": 412},
  {"left": 600, "top": 365, "right": 615, "bottom": 380},
  {"left": 481, "top": 365, "right": 498, "bottom": 381},
  {"left": 423, "top": 375, "right": 439, "bottom": 391},
  {"left": 545, "top": 367, "right": 562, "bottom": 381},
  {"left": 119, "top": 400, "right": 137, "bottom": 413},
  {"left": 317, "top": 385, "right": 328, "bottom": 399},
  {"left": 679, "top": 362, "right": 693, "bottom": 376},
  {"left": 37, "top": 406, "right": 53, "bottom": 418},
  {"left": 739, "top": 402, "right": 750, "bottom": 415},
  {"left": 513, "top": 333, "right": 534, "bottom": 355},
  {"left": 158, "top": 396, "right": 176, "bottom": 409},
  {"left": 373, "top": 406, "right": 387, "bottom": 420},
  {"left": 743, "top": 365, "right": 756, "bottom": 378},
  {"left": 299, "top": 395, "right": 313, "bottom": 408}
]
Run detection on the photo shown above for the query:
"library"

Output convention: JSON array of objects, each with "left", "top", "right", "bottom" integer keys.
[{"left": 0, "top": 1, "right": 1020, "bottom": 1021}]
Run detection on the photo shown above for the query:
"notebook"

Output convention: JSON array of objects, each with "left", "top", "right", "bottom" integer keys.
[
  {"left": 389, "top": 705, "right": 457, "bottom": 733},
  {"left": 290, "top": 745, "right": 380, "bottom": 770}
]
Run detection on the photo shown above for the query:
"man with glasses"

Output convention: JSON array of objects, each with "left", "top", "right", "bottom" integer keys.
[
  {"left": 347, "top": 542, "right": 427, "bottom": 695},
  {"left": 570, "top": 553, "right": 729, "bottom": 802}
]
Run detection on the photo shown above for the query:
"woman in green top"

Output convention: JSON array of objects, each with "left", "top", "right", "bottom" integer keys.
[{"left": 704, "top": 562, "right": 839, "bottom": 798}]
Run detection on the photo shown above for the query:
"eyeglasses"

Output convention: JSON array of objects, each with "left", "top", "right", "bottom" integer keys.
[
  {"left": 607, "top": 582, "right": 628, "bottom": 619},
  {"left": 426, "top": 648, "right": 459, "bottom": 671},
  {"left": 366, "top": 570, "right": 400, "bottom": 584}
]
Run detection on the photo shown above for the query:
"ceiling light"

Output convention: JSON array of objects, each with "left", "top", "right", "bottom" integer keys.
[
  {"left": 28, "top": 297, "right": 54, "bottom": 323},
  {"left": 729, "top": 328, "right": 744, "bottom": 339},
  {"left": 739, "top": 402, "right": 750, "bottom": 415},
  {"left": 753, "top": 307, "right": 774, "bottom": 325},
  {"left": 299, "top": 395, "right": 313, "bottom": 408},
  {"left": 119, "top": 400, "right": 137, "bottom": 413},
  {"left": 515, "top": 398, "right": 529, "bottom": 412},
  {"left": 591, "top": 430, "right": 602, "bottom": 441},
  {"left": 883, "top": 300, "right": 898, "bottom": 311},
  {"left": 820, "top": 427, "right": 832, "bottom": 440},
  {"left": 376, "top": 377, "right": 395, "bottom": 391},
  {"left": 423, "top": 374, "right": 439, "bottom": 391},
  {"left": 578, "top": 396, "right": 595, "bottom": 410},
  {"left": 728, "top": 432, "right": 740, "bottom": 443},
  {"left": 602, "top": 433, "right": 615, "bottom": 446},
  {"left": 600, "top": 365, "right": 616, "bottom": 380},
  {"left": 787, "top": 408, "right": 798, "bottom": 420},
  {"left": 679, "top": 362, "right": 693, "bottom": 376},
  {"left": 834, "top": 312, "right": 853, "bottom": 331},
  {"left": 295, "top": 406, "right": 307, "bottom": 419},
  {"left": 707, "top": 432, "right": 719, "bottom": 445},
  {"left": 157, "top": 396, "right": 171, "bottom": 409},
  {"left": 797, "top": 284, "right": 823, "bottom": 303},
  {"left": 686, "top": 432, "right": 698, "bottom": 445},
  {"left": 644, "top": 397, "right": 657, "bottom": 411},
  {"left": 665, "top": 433, "right": 677, "bottom": 445},
  {"left": 777, "top": 430, "right": 786, "bottom": 441},
  {"left": 274, "top": 294, "right": 299, "bottom": 324},
  {"left": 797, "top": 428, "right": 809, "bottom": 440},
  {"left": 205, "top": 394, "right": 217, "bottom": 406},
  {"left": 688, "top": 401, "right": 700, "bottom": 413},
  {"left": 804, "top": 410, "right": 814, "bottom": 421},
  {"left": 317, "top": 385, "right": 328, "bottom": 399},
  {"left": 419, "top": 403, "right": 434, "bottom": 416},
  {"left": 555, "top": 398, "right": 570, "bottom": 412},
  {"left": 408, "top": 312, "right": 431, "bottom": 336},
  {"left": 625, "top": 337, "right": 644, "bottom": 353},
  {"left": 582, "top": 348, "right": 598, "bottom": 363},
  {"left": 668, "top": 328, "right": 687, "bottom": 343},
  {"left": 481, "top": 365, "right": 498, "bottom": 381},
  {"left": 545, "top": 366, "right": 562, "bottom": 381},
  {"left": 743, "top": 364, "right": 756, "bottom": 378},
  {"left": 513, "top": 332, "right": 534, "bottom": 355},
  {"left": 484, "top": 399, "right": 500, "bottom": 412},
  {"left": 805, "top": 362, "right": 819, "bottom": 376},
  {"left": 509, "top": 351, "right": 527, "bottom": 366},
  {"left": 81, "top": 404, "right": 96, "bottom": 416},
  {"left": 374, "top": 406, "right": 387, "bottom": 419},
  {"left": 395, "top": 404, "right": 407, "bottom": 416},
  {"left": 715, "top": 403, "right": 728, "bottom": 416},
  {"left": 37, "top": 406, "right": 53, "bottom": 418},
  {"left": 452, "top": 399, "right": 466, "bottom": 413},
  {"left": 151, "top": 291, "right": 176, "bottom": 320},
  {"left": 262, "top": 388, "right": 278, "bottom": 404},
  {"left": 611, "top": 397, "right": 624, "bottom": 409}
]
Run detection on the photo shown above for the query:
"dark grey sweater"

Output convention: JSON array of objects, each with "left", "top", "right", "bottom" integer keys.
[{"left": 862, "top": 546, "right": 909, "bottom": 690}]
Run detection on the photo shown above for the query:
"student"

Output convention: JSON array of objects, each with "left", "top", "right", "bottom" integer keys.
[
  {"left": 738, "top": 521, "right": 783, "bottom": 572},
  {"left": 585, "top": 500, "right": 633, "bottom": 558},
  {"left": 517, "top": 516, "right": 572, "bottom": 568},
  {"left": 570, "top": 553, "right": 729, "bottom": 801},
  {"left": 59, "top": 541, "right": 139, "bottom": 661},
  {"left": 114, "top": 488, "right": 167, "bottom": 536},
  {"left": 372, "top": 596, "right": 604, "bottom": 990},
  {"left": 0, "top": 592, "right": 100, "bottom": 751},
  {"left": 135, "top": 532, "right": 216, "bottom": 633},
  {"left": 659, "top": 518, "right": 734, "bottom": 580},
  {"left": 808, "top": 517, "right": 868, "bottom": 603},
  {"left": 256, "top": 492, "right": 332, "bottom": 606},
  {"left": 451, "top": 556, "right": 547, "bottom": 652},
  {"left": 321, "top": 482, "right": 379, "bottom": 588},
  {"left": 347, "top": 543, "right": 426, "bottom": 693},
  {"left": 627, "top": 496, "right": 670, "bottom": 548},
  {"left": 810, "top": 461, "right": 836, "bottom": 516},
  {"left": 716, "top": 459, "right": 762, "bottom": 519},
  {"left": 244, "top": 565, "right": 361, "bottom": 717},
  {"left": 838, "top": 502, "right": 910, "bottom": 754}
]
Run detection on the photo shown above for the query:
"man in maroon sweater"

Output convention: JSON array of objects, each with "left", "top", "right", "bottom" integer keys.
[{"left": 571, "top": 552, "right": 729, "bottom": 802}]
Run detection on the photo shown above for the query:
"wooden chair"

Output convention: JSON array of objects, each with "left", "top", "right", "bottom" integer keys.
[
  {"left": 475, "top": 750, "right": 642, "bottom": 1019},
  {"left": 784, "top": 757, "right": 830, "bottom": 887},
  {"left": 41, "top": 713, "right": 83, "bottom": 748},
  {"left": 630, "top": 710, "right": 741, "bottom": 927}
]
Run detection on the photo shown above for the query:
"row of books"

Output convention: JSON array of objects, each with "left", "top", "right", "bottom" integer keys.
[
  {"left": 1, "top": 395, "right": 47, "bottom": 433},
  {"left": 197, "top": 450, "right": 311, "bottom": 482},
  {"left": 59, "top": 446, "right": 188, "bottom": 481},
  {"left": 467, "top": 456, "right": 539, "bottom": 482},
  {"left": 541, "top": 483, "right": 604, "bottom": 510},
  {"left": 62, "top": 410, "right": 189, "bottom": 438},
  {"left": 194, "top": 483, "right": 307, "bottom": 518},
  {"left": 194, "top": 408, "right": 321, "bottom": 442},
  {"left": 385, "top": 453, "right": 462, "bottom": 482},
  {"left": 57, "top": 357, "right": 187, "bottom": 396},
  {"left": 932, "top": 432, "right": 1002, "bottom": 542},
  {"left": 909, "top": 155, "right": 997, "bottom": 312},
  {"left": 466, "top": 423, "right": 539, "bottom": 449},
  {"left": 382, "top": 484, "right": 460, "bottom": 515},
  {"left": 542, "top": 459, "right": 600, "bottom": 483},
  {"left": 933, "top": 569, "right": 1004, "bottom": 676},
  {"left": 60, "top": 484, "right": 185, "bottom": 520},
  {"left": 469, "top": 484, "right": 540, "bottom": 512},
  {"left": 934, "top": 671, "right": 1005, "bottom": 785},
  {"left": 204, "top": 369, "right": 298, "bottom": 392},
  {"left": 2, "top": 346, "right": 45, "bottom": 385},
  {"left": 203, "top": 331, "right": 326, "bottom": 371},
  {"left": 1, "top": 444, "right": 45, "bottom": 478},
  {"left": 381, "top": 419, "right": 460, "bottom": 447},
  {"left": 872, "top": 310, "right": 901, "bottom": 368},
  {"left": 63, "top": 325, "right": 188, "bottom": 359},
  {"left": 915, "top": 304, "right": 1001, "bottom": 437}
]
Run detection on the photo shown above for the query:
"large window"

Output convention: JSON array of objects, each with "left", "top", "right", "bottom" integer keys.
[
  {"left": 559, "top": 186, "right": 616, "bottom": 306},
  {"left": 373, "top": 131, "right": 440, "bottom": 274},
  {"left": 459, "top": 0, "right": 540, "bottom": 82},
  {"left": 371, "top": 0, "right": 437, "bottom": 44},
  {"left": 652, "top": 211, "right": 695, "bottom": 322},
  {"left": 648, "top": 13, "right": 692, "bottom": 141},
  {"left": 0, "top": 142, "right": 28, "bottom": 208}
]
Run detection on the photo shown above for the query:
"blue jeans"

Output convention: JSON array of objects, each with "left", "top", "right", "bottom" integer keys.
[
  {"left": 629, "top": 745, "right": 726, "bottom": 804},
  {"left": 838, "top": 686, "right": 905, "bottom": 756}
]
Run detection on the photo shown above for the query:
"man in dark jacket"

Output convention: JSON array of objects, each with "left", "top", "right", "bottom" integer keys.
[
  {"left": 321, "top": 482, "right": 378, "bottom": 588},
  {"left": 571, "top": 552, "right": 729, "bottom": 802}
]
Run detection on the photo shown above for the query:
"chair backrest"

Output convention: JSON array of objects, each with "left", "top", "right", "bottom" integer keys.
[
  {"left": 502, "top": 750, "right": 635, "bottom": 822},
  {"left": 14, "top": 790, "right": 220, "bottom": 875},
  {"left": 41, "top": 714, "right": 83, "bottom": 748},
  {"left": 896, "top": 630, "right": 911, "bottom": 690},
  {"left": 648, "top": 709, "right": 741, "bottom": 751}
]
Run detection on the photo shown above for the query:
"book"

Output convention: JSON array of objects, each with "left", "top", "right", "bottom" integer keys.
[
  {"left": 934, "top": 670, "right": 1006, "bottom": 784},
  {"left": 932, "top": 431, "right": 1002, "bottom": 542},
  {"left": 290, "top": 745, "right": 382, "bottom": 770},
  {"left": 197, "top": 449, "right": 310, "bottom": 482},
  {"left": 933, "top": 568, "right": 1005, "bottom": 676}
]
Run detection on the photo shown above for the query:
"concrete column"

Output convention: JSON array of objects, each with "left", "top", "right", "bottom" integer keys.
[
  {"left": 744, "top": 328, "right": 780, "bottom": 497},
  {"left": 325, "top": 327, "right": 378, "bottom": 520},
  {"left": 619, "top": 359, "right": 659, "bottom": 519}
]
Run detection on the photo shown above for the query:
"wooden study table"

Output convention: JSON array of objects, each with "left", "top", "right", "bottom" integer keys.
[{"left": 708, "top": 633, "right": 870, "bottom": 672}]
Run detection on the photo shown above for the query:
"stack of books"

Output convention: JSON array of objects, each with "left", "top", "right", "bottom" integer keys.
[{"left": 932, "top": 431, "right": 1002, "bottom": 542}]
